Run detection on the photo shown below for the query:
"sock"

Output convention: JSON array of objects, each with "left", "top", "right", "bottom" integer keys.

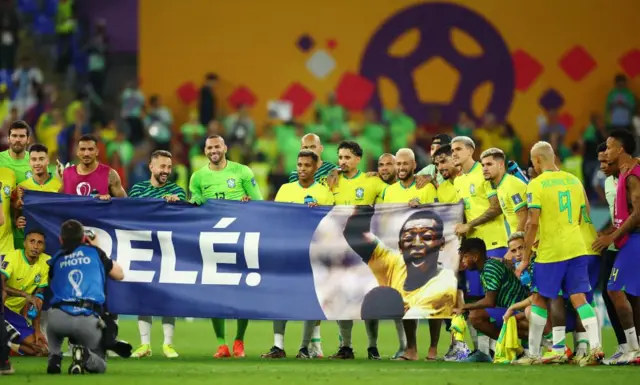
[
  {"left": 620, "top": 343, "right": 629, "bottom": 353},
  {"left": 365, "top": 320, "right": 379, "bottom": 348},
  {"left": 338, "top": 320, "right": 353, "bottom": 348},
  {"left": 576, "top": 304, "right": 601, "bottom": 349},
  {"left": 469, "top": 325, "right": 479, "bottom": 350},
  {"left": 235, "top": 319, "right": 249, "bottom": 341},
  {"left": 529, "top": 305, "right": 548, "bottom": 357},
  {"left": 490, "top": 339, "right": 496, "bottom": 353},
  {"left": 312, "top": 324, "right": 322, "bottom": 346},
  {"left": 273, "top": 321, "right": 286, "bottom": 349},
  {"left": 592, "top": 301, "right": 603, "bottom": 344},
  {"left": 301, "top": 320, "right": 316, "bottom": 349},
  {"left": 552, "top": 326, "right": 566, "bottom": 355},
  {"left": 624, "top": 328, "right": 639, "bottom": 350},
  {"left": 138, "top": 316, "right": 152, "bottom": 345},
  {"left": 394, "top": 319, "right": 407, "bottom": 350},
  {"left": 162, "top": 317, "right": 175, "bottom": 346},
  {"left": 211, "top": 318, "right": 226, "bottom": 345},
  {"left": 477, "top": 333, "right": 490, "bottom": 355},
  {"left": 576, "top": 332, "right": 588, "bottom": 355}
]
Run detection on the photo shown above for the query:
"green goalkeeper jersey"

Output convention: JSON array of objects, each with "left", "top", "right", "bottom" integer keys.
[{"left": 189, "top": 160, "right": 263, "bottom": 204}]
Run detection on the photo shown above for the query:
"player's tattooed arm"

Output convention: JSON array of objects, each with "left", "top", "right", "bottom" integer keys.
[
  {"left": 611, "top": 175, "right": 640, "bottom": 238},
  {"left": 1, "top": 274, "right": 34, "bottom": 303},
  {"left": 108, "top": 168, "right": 127, "bottom": 198},
  {"left": 343, "top": 205, "right": 377, "bottom": 263},
  {"left": 466, "top": 194, "right": 502, "bottom": 229}
]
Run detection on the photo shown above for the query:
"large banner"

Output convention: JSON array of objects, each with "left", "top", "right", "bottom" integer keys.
[{"left": 24, "top": 191, "right": 464, "bottom": 320}]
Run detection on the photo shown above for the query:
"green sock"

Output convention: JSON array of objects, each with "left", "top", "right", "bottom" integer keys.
[
  {"left": 235, "top": 319, "right": 249, "bottom": 341},
  {"left": 212, "top": 318, "right": 226, "bottom": 345}
]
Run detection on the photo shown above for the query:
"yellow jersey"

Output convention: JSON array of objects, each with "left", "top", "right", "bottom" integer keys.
[
  {"left": 454, "top": 162, "right": 507, "bottom": 250},
  {"left": 0, "top": 167, "right": 15, "bottom": 256},
  {"left": 332, "top": 171, "right": 386, "bottom": 205},
  {"left": 382, "top": 180, "right": 437, "bottom": 204},
  {"left": 580, "top": 204, "right": 599, "bottom": 256},
  {"left": 274, "top": 181, "right": 335, "bottom": 205},
  {"left": 436, "top": 179, "right": 460, "bottom": 204},
  {"left": 526, "top": 170, "right": 589, "bottom": 263},
  {"left": 494, "top": 173, "right": 527, "bottom": 235},
  {"left": 18, "top": 173, "right": 62, "bottom": 193},
  {"left": 0, "top": 249, "right": 51, "bottom": 314},
  {"left": 369, "top": 243, "right": 457, "bottom": 318}
]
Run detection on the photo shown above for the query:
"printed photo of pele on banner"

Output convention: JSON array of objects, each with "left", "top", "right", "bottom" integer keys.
[{"left": 310, "top": 203, "right": 464, "bottom": 320}]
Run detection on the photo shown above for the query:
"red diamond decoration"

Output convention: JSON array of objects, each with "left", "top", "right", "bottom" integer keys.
[
  {"left": 512, "top": 49, "right": 543, "bottom": 92},
  {"left": 227, "top": 86, "right": 257, "bottom": 109},
  {"left": 335, "top": 72, "right": 375, "bottom": 111},
  {"left": 175, "top": 81, "right": 198, "bottom": 105},
  {"left": 281, "top": 82, "right": 315, "bottom": 117},
  {"left": 619, "top": 49, "right": 640, "bottom": 78},
  {"left": 559, "top": 46, "right": 597, "bottom": 82},
  {"left": 327, "top": 38, "right": 338, "bottom": 50},
  {"left": 559, "top": 112, "right": 575, "bottom": 130}
]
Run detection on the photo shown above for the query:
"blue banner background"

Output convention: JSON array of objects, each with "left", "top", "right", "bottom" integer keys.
[{"left": 24, "top": 191, "right": 329, "bottom": 320}]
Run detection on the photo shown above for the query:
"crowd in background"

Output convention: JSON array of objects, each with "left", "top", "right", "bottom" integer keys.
[{"left": 0, "top": 0, "right": 638, "bottom": 202}]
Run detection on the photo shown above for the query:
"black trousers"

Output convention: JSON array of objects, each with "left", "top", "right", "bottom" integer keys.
[{"left": 0, "top": 277, "right": 9, "bottom": 365}]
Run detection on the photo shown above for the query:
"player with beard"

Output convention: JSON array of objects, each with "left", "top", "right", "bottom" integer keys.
[
  {"left": 330, "top": 141, "right": 387, "bottom": 360},
  {"left": 129, "top": 150, "right": 185, "bottom": 359},
  {"left": 433, "top": 145, "right": 460, "bottom": 204},
  {"left": 417, "top": 134, "right": 452, "bottom": 186},
  {"left": 60, "top": 135, "right": 127, "bottom": 199},
  {"left": 189, "top": 134, "right": 263, "bottom": 359},
  {"left": 343, "top": 203, "right": 457, "bottom": 362},
  {"left": 379, "top": 149, "right": 440, "bottom": 361},
  {"left": 0, "top": 121, "right": 32, "bottom": 250},
  {"left": 480, "top": 148, "right": 528, "bottom": 234},
  {"left": 593, "top": 129, "right": 640, "bottom": 364}
]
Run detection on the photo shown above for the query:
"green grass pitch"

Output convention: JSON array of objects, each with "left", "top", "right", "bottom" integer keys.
[{"left": 6, "top": 319, "right": 635, "bottom": 384}]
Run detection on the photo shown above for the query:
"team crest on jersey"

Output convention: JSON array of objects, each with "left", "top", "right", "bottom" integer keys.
[
  {"left": 355, "top": 187, "right": 365, "bottom": 200},
  {"left": 34, "top": 274, "right": 41, "bottom": 284},
  {"left": 469, "top": 184, "right": 476, "bottom": 195},
  {"left": 227, "top": 178, "right": 236, "bottom": 188},
  {"left": 512, "top": 194, "right": 523, "bottom": 205},
  {"left": 303, "top": 195, "right": 317, "bottom": 205},
  {"left": 3, "top": 185, "right": 10, "bottom": 196},
  {"left": 25, "top": 170, "right": 33, "bottom": 179}
]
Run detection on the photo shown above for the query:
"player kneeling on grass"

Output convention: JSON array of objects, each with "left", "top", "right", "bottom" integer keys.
[
  {"left": 1, "top": 230, "right": 51, "bottom": 357},
  {"left": 455, "top": 237, "right": 530, "bottom": 362},
  {"left": 46, "top": 220, "right": 128, "bottom": 375}
]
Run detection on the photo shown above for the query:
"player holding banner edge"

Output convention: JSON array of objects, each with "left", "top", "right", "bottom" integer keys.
[{"left": 188, "top": 134, "right": 263, "bottom": 359}]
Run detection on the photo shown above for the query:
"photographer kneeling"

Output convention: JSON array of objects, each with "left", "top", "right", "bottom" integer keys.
[{"left": 46, "top": 220, "right": 126, "bottom": 375}]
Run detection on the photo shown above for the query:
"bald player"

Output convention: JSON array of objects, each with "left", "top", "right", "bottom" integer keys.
[
  {"left": 514, "top": 141, "right": 602, "bottom": 366},
  {"left": 289, "top": 134, "right": 339, "bottom": 186}
]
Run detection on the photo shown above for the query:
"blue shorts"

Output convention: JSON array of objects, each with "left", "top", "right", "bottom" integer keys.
[
  {"left": 3, "top": 307, "right": 34, "bottom": 343},
  {"left": 533, "top": 255, "right": 592, "bottom": 299},
  {"left": 608, "top": 233, "right": 640, "bottom": 296},
  {"left": 465, "top": 247, "right": 508, "bottom": 297},
  {"left": 486, "top": 307, "right": 508, "bottom": 330}
]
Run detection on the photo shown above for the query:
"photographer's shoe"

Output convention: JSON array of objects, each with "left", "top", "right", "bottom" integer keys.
[
  {"left": 47, "top": 354, "right": 62, "bottom": 374},
  {"left": 0, "top": 359, "right": 14, "bottom": 375},
  {"left": 68, "top": 346, "right": 86, "bottom": 375}
]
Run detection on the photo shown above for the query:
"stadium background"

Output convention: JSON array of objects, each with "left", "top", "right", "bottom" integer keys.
[{"left": 3, "top": 0, "right": 640, "bottom": 380}]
